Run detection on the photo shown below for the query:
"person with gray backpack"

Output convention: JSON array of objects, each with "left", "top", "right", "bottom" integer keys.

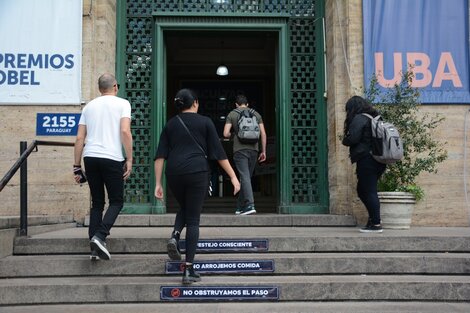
[
  {"left": 342, "top": 96, "right": 387, "bottom": 233},
  {"left": 223, "top": 94, "right": 267, "bottom": 215}
]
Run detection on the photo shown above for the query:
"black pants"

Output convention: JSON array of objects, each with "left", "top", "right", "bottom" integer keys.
[
  {"left": 84, "top": 157, "right": 124, "bottom": 241},
  {"left": 167, "top": 171, "right": 209, "bottom": 263},
  {"left": 356, "top": 154, "right": 386, "bottom": 225}
]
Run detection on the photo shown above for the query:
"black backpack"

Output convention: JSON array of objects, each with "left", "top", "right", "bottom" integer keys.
[{"left": 235, "top": 108, "right": 260, "bottom": 144}]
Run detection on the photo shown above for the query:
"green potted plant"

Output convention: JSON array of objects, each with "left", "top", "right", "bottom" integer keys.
[{"left": 364, "top": 69, "right": 448, "bottom": 228}]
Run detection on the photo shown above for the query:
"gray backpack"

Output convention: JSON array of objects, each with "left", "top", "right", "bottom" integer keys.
[
  {"left": 235, "top": 108, "right": 260, "bottom": 144},
  {"left": 362, "top": 113, "right": 404, "bottom": 164}
]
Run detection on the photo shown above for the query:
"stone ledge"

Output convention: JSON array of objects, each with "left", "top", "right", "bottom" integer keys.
[{"left": 0, "top": 215, "right": 74, "bottom": 230}]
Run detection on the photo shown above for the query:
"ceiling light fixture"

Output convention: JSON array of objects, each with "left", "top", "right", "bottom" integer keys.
[
  {"left": 216, "top": 64, "right": 228, "bottom": 76},
  {"left": 216, "top": 40, "right": 228, "bottom": 76}
]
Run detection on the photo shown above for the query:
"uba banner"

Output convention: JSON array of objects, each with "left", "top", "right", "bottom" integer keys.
[
  {"left": 0, "top": 0, "right": 82, "bottom": 104},
  {"left": 363, "top": 0, "right": 470, "bottom": 103}
]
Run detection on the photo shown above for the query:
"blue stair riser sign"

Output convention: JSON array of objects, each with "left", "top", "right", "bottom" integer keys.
[
  {"left": 36, "top": 113, "right": 81, "bottom": 136},
  {"left": 166, "top": 260, "right": 275, "bottom": 274},
  {"left": 161, "top": 286, "right": 279, "bottom": 301},
  {"left": 179, "top": 239, "right": 269, "bottom": 252}
]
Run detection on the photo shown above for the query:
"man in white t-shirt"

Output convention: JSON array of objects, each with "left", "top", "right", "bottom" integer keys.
[{"left": 73, "top": 73, "right": 133, "bottom": 261}]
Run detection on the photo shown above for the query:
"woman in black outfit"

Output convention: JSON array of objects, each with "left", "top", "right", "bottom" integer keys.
[
  {"left": 342, "top": 96, "right": 386, "bottom": 233},
  {"left": 154, "top": 89, "right": 240, "bottom": 284}
]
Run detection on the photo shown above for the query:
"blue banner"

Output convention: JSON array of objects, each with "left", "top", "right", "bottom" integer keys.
[
  {"left": 363, "top": 0, "right": 470, "bottom": 103},
  {"left": 160, "top": 286, "right": 279, "bottom": 301},
  {"left": 166, "top": 260, "right": 275, "bottom": 274},
  {"left": 36, "top": 113, "right": 80, "bottom": 136},
  {"left": 179, "top": 239, "right": 269, "bottom": 252}
]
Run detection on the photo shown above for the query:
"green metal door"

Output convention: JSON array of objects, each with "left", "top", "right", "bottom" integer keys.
[{"left": 116, "top": 0, "right": 328, "bottom": 214}]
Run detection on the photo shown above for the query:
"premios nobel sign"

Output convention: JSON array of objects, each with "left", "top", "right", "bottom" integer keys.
[{"left": 0, "top": 0, "right": 82, "bottom": 104}]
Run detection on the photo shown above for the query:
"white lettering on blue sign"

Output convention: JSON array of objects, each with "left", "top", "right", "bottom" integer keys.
[
  {"left": 36, "top": 113, "right": 80, "bottom": 136},
  {"left": 179, "top": 239, "right": 268, "bottom": 252},
  {"left": 165, "top": 260, "right": 274, "bottom": 274},
  {"left": 160, "top": 286, "right": 279, "bottom": 301}
]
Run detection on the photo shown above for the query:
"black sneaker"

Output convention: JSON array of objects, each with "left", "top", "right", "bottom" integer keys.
[
  {"left": 359, "top": 225, "right": 383, "bottom": 233},
  {"left": 90, "top": 235, "right": 111, "bottom": 260},
  {"left": 167, "top": 237, "right": 182, "bottom": 261},
  {"left": 182, "top": 264, "right": 201, "bottom": 285},
  {"left": 239, "top": 205, "right": 256, "bottom": 215},
  {"left": 90, "top": 249, "right": 100, "bottom": 261}
]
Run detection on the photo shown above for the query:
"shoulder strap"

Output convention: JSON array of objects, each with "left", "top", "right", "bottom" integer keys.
[
  {"left": 362, "top": 113, "right": 382, "bottom": 121},
  {"left": 176, "top": 115, "right": 207, "bottom": 159}
]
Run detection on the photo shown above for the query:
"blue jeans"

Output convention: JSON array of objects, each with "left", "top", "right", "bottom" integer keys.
[
  {"left": 233, "top": 149, "right": 258, "bottom": 209},
  {"left": 356, "top": 154, "right": 386, "bottom": 225},
  {"left": 84, "top": 157, "right": 124, "bottom": 241}
]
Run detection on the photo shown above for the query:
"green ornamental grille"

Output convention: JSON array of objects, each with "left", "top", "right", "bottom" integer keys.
[
  {"left": 289, "top": 16, "right": 321, "bottom": 204},
  {"left": 121, "top": 0, "right": 325, "bottom": 209}
]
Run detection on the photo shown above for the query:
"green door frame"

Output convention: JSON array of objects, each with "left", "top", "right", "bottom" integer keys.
[{"left": 151, "top": 13, "right": 291, "bottom": 213}]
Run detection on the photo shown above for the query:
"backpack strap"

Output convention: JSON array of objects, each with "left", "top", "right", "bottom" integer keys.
[
  {"left": 234, "top": 108, "right": 256, "bottom": 115},
  {"left": 362, "top": 113, "right": 381, "bottom": 120}
]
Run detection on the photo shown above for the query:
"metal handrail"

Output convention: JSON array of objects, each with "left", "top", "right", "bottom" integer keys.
[{"left": 0, "top": 140, "right": 74, "bottom": 235}]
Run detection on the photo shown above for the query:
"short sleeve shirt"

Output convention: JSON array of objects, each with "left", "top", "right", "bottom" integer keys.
[
  {"left": 154, "top": 113, "right": 227, "bottom": 175},
  {"left": 79, "top": 95, "right": 132, "bottom": 162},
  {"left": 225, "top": 107, "right": 263, "bottom": 153}
]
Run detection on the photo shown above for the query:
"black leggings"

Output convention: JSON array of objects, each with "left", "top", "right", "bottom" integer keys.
[
  {"left": 356, "top": 154, "right": 386, "bottom": 225},
  {"left": 167, "top": 171, "right": 209, "bottom": 263}
]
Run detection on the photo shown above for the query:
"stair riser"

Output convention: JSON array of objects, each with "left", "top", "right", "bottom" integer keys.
[
  {"left": 107, "top": 215, "right": 357, "bottom": 227},
  {"left": 1, "top": 281, "right": 470, "bottom": 305},
  {"left": 13, "top": 237, "right": 470, "bottom": 254},
  {"left": 1, "top": 256, "right": 469, "bottom": 277}
]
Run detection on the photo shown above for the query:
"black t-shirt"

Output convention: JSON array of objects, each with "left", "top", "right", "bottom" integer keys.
[{"left": 154, "top": 112, "right": 227, "bottom": 175}]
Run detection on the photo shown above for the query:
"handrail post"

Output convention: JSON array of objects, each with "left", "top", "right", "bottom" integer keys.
[{"left": 19, "top": 141, "right": 28, "bottom": 236}]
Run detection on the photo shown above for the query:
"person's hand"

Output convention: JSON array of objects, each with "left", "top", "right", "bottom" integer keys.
[
  {"left": 230, "top": 176, "right": 240, "bottom": 195},
  {"left": 73, "top": 165, "right": 86, "bottom": 184},
  {"left": 123, "top": 159, "right": 133, "bottom": 180},
  {"left": 155, "top": 184, "right": 164, "bottom": 200},
  {"left": 258, "top": 152, "right": 266, "bottom": 163}
]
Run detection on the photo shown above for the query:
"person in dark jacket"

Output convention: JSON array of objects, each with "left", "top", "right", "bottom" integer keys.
[
  {"left": 342, "top": 96, "right": 386, "bottom": 233},
  {"left": 154, "top": 88, "right": 240, "bottom": 284}
]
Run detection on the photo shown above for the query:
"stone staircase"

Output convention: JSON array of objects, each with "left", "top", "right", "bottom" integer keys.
[{"left": 1, "top": 214, "right": 470, "bottom": 309}]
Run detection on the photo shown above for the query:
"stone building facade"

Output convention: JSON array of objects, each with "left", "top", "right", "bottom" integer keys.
[{"left": 0, "top": 0, "right": 468, "bottom": 227}]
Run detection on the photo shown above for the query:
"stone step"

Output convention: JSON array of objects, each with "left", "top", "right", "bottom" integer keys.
[
  {"left": 0, "top": 214, "right": 74, "bottom": 229},
  {"left": 1, "top": 252, "right": 469, "bottom": 278},
  {"left": 13, "top": 227, "right": 470, "bottom": 254},
  {"left": 1, "top": 275, "right": 469, "bottom": 305},
  {"left": 91, "top": 214, "right": 357, "bottom": 227},
  {"left": 2, "top": 302, "right": 470, "bottom": 313}
]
